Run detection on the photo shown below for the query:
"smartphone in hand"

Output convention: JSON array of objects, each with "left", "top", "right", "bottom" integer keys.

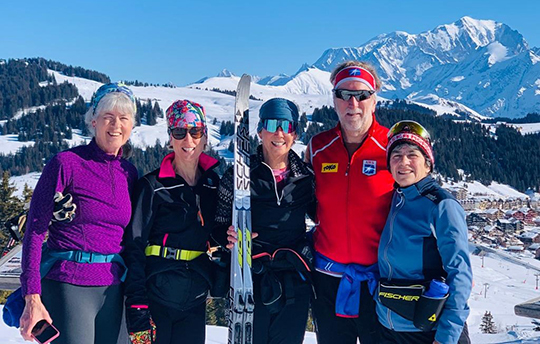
[{"left": 31, "top": 319, "right": 60, "bottom": 344}]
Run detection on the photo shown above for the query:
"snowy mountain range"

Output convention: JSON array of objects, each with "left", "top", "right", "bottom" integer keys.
[{"left": 197, "top": 17, "right": 540, "bottom": 119}]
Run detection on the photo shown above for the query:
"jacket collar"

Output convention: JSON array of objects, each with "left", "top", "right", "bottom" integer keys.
[
  {"left": 397, "top": 175, "right": 436, "bottom": 199},
  {"left": 252, "top": 145, "right": 313, "bottom": 178},
  {"left": 158, "top": 152, "right": 219, "bottom": 179},
  {"left": 88, "top": 138, "right": 123, "bottom": 162}
]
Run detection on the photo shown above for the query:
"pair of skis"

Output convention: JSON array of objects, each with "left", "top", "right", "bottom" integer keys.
[{"left": 228, "top": 74, "right": 254, "bottom": 344}]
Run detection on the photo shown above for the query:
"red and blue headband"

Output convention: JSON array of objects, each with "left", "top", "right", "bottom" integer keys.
[{"left": 333, "top": 66, "right": 376, "bottom": 91}]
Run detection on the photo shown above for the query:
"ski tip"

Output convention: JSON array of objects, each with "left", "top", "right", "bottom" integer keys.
[{"left": 240, "top": 74, "right": 251, "bottom": 83}]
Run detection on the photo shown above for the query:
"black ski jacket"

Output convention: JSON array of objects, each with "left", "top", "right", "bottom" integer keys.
[
  {"left": 214, "top": 145, "right": 315, "bottom": 253},
  {"left": 123, "top": 152, "right": 220, "bottom": 310},
  {"left": 214, "top": 145, "right": 315, "bottom": 313}
]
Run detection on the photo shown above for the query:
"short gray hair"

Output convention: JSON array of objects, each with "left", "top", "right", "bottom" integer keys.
[{"left": 84, "top": 92, "right": 137, "bottom": 136}]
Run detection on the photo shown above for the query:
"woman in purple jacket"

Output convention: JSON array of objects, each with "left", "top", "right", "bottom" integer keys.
[{"left": 19, "top": 83, "right": 139, "bottom": 344}]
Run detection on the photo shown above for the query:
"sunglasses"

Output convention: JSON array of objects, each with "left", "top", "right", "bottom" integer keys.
[
  {"left": 388, "top": 121, "right": 431, "bottom": 141},
  {"left": 262, "top": 119, "right": 297, "bottom": 134},
  {"left": 170, "top": 127, "right": 205, "bottom": 140},
  {"left": 333, "top": 89, "right": 375, "bottom": 102}
]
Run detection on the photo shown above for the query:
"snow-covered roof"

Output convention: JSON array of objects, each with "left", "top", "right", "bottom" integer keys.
[
  {"left": 485, "top": 209, "right": 502, "bottom": 214},
  {"left": 528, "top": 243, "right": 540, "bottom": 250},
  {"left": 483, "top": 225, "right": 497, "bottom": 232},
  {"left": 519, "top": 231, "right": 540, "bottom": 239}
]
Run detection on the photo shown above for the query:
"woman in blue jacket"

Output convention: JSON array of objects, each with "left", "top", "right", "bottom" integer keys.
[{"left": 376, "top": 121, "right": 472, "bottom": 344}]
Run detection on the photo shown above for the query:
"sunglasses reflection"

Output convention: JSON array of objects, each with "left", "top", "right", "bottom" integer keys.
[
  {"left": 170, "top": 127, "right": 206, "bottom": 140},
  {"left": 333, "top": 89, "right": 375, "bottom": 102}
]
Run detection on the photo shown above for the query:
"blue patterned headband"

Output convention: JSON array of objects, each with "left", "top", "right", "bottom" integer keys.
[{"left": 91, "top": 82, "right": 136, "bottom": 114}]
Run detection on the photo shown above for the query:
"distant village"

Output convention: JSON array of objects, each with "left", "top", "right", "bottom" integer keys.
[{"left": 446, "top": 186, "right": 540, "bottom": 257}]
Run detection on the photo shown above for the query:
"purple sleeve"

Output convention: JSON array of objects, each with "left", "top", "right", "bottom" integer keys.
[{"left": 20, "top": 154, "right": 71, "bottom": 296}]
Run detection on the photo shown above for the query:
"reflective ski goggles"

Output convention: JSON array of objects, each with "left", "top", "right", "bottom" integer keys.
[
  {"left": 387, "top": 120, "right": 431, "bottom": 141},
  {"left": 261, "top": 119, "right": 297, "bottom": 134},
  {"left": 333, "top": 89, "right": 375, "bottom": 102},
  {"left": 170, "top": 127, "right": 205, "bottom": 140}
]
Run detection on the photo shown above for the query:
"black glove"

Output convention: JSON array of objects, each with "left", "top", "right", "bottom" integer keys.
[
  {"left": 51, "top": 192, "right": 76, "bottom": 223},
  {"left": 126, "top": 306, "right": 154, "bottom": 333},
  {"left": 126, "top": 306, "right": 156, "bottom": 344}
]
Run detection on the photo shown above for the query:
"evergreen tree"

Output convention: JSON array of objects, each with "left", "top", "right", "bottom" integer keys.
[
  {"left": 480, "top": 311, "right": 497, "bottom": 334},
  {"left": 220, "top": 121, "right": 234, "bottom": 136},
  {"left": 22, "top": 183, "right": 33, "bottom": 204},
  {"left": 0, "top": 172, "right": 24, "bottom": 223},
  {"left": 0, "top": 172, "right": 25, "bottom": 250},
  {"left": 297, "top": 113, "right": 307, "bottom": 137}
]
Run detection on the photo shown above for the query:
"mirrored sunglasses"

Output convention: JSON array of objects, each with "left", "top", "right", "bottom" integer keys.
[
  {"left": 170, "top": 127, "right": 205, "bottom": 140},
  {"left": 262, "top": 119, "right": 296, "bottom": 134},
  {"left": 333, "top": 89, "right": 375, "bottom": 102},
  {"left": 388, "top": 120, "right": 431, "bottom": 141}
]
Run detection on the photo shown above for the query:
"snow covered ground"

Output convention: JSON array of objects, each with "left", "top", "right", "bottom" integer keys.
[
  {"left": 442, "top": 180, "right": 530, "bottom": 200},
  {"left": 512, "top": 123, "right": 540, "bottom": 135},
  {"left": 0, "top": 135, "right": 35, "bottom": 155}
]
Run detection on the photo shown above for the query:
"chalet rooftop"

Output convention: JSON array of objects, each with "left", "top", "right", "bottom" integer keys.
[
  {"left": 519, "top": 231, "right": 540, "bottom": 239},
  {"left": 529, "top": 243, "right": 540, "bottom": 250},
  {"left": 485, "top": 209, "right": 502, "bottom": 214}
]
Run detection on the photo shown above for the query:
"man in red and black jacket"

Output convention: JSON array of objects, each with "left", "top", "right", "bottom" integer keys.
[{"left": 306, "top": 61, "right": 394, "bottom": 344}]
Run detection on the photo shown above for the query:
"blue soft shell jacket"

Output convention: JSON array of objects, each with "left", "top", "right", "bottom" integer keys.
[{"left": 376, "top": 176, "right": 473, "bottom": 344}]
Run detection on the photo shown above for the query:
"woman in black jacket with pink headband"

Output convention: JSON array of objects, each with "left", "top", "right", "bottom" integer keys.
[{"left": 123, "top": 100, "right": 220, "bottom": 344}]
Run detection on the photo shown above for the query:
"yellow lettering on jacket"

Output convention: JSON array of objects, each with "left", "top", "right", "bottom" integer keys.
[
  {"left": 378, "top": 292, "right": 420, "bottom": 302},
  {"left": 322, "top": 163, "right": 338, "bottom": 173}
]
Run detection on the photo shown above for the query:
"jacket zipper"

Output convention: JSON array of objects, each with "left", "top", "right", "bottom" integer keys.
[
  {"left": 261, "top": 161, "right": 284, "bottom": 206},
  {"left": 384, "top": 189, "right": 404, "bottom": 329}
]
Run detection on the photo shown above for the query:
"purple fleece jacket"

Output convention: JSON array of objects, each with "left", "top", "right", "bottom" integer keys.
[{"left": 20, "top": 139, "right": 138, "bottom": 296}]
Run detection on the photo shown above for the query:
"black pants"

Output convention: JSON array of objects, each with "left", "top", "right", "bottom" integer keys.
[
  {"left": 41, "top": 278, "right": 123, "bottom": 344},
  {"left": 312, "top": 271, "right": 380, "bottom": 344},
  {"left": 149, "top": 300, "right": 206, "bottom": 344},
  {"left": 253, "top": 274, "right": 311, "bottom": 344},
  {"left": 380, "top": 322, "right": 471, "bottom": 344}
]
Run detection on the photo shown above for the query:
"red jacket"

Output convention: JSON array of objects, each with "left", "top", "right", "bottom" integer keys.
[{"left": 309, "top": 117, "right": 394, "bottom": 265}]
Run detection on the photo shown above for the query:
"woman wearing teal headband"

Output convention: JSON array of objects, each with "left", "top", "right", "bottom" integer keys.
[
  {"left": 19, "top": 82, "right": 138, "bottom": 344},
  {"left": 215, "top": 98, "right": 316, "bottom": 344}
]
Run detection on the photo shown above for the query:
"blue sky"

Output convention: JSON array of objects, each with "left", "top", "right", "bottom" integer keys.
[{"left": 1, "top": 0, "right": 539, "bottom": 86}]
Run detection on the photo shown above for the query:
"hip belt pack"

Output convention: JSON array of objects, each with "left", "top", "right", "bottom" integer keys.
[
  {"left": 145, "top": 245, "right": 204, "bottom": 261},
  {"left": 3, "top": 244, "right": 126, "bottom": 328},
  {"left": 378, "top": 281, "right": 449, "bottom": 331}
]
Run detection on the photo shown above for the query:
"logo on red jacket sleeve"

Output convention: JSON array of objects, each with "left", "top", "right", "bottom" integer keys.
[{"left": 362, "top": 160, "right": 377, "bottom": 176}]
